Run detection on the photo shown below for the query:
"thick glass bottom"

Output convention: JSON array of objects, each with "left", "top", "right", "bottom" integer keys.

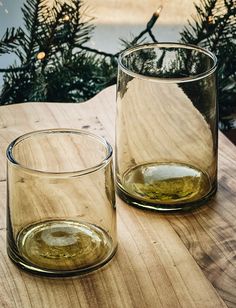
[
  {"left": 7, "top": 220, "right": 117, "bottom": 277},
  {"left": 117, "top": 162, "right": 216, "bottom": 211}
]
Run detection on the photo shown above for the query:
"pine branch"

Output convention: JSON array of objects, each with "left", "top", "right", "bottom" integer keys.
[
  {"left": 21, "top": 0, "right": 48, "bottom": 62},
  {"left": 0, "top": 28, "right": 25, "bottom": 55},
  {"left": 180, "top": 0, "right": 217, "bottom": 45},
  {"left": 0, "top": 1, "right": 161, "bottom": 104},
  {"left": 180, "top": 0, "right": 236, "bottom": 130},
  {"left": 67, "top": 0, "right": 94, "bottom": 48},
  {"left": 39, "top": 2, "right": 65, "bottom": 65},
  {"left": 210, "top": 3, "right": 236, "bottom": 51},
  {"left": 0, "top": 65, "right": 29, "bottom": 73}
]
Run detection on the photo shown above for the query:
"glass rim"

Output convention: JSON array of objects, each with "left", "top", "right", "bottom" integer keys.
[
  {"left": 118, "top": 42, "right": 218, "bottom": 83},
  {"left": 6, "top": 128, "right": 113, "bottom": 177}
]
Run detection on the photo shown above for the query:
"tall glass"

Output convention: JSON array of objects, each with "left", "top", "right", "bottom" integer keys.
[
  {"left": 7, "top": 129, "right": 117, "bottom": 277},
  {"left": 116, "top": 43, "right": 218, "bottom": 211}
]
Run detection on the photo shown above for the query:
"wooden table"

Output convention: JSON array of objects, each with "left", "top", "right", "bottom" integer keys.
[{"left": 0, "top": 86, "right": 235, "bottom": 308}]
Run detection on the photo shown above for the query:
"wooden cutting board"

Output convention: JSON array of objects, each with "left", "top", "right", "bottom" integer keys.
[{"left": 0, "top": 85, "right": 235, "bottom": 308}]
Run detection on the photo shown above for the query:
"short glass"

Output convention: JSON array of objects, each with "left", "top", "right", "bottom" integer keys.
[
  {"left": 6, "top": 129, "right": 117, "bottom": 277},
  {"left": 116, "top": 43, "right": 218, "bottom": 211}
]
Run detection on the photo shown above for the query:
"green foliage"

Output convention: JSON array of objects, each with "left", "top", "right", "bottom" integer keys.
[
  {"left": 0, "top": 0, "right": 235, "bottom": 131},
  {"left": 0, "top": 0, "right": 155, "bottom": 104},
  {"left": 0, "top": 28, "right": 25, "bottom": 55},
  {"left": 180, "top": 0, "right": 236, "bottom": 129},
  {"left": 0, "top": 0, "right": 118, "bottom": 104}
]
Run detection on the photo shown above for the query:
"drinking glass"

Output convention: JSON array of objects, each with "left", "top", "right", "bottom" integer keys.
[
  {"left": 116, "top": 43, "right": 218, "bottom": 211},
  {"left": 7, "top": 129, "right": 117, "bottom": 277}
]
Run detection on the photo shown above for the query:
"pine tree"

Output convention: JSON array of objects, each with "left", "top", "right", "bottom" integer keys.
[
  {"left": 0, "top": 0, "right": 235, "bottom": 130},
  {"left": 180, "top": 0, "right": 236, "bottom": 130},
  {"left": 0, "top": 0, "right": 157, "bottom": 104}
]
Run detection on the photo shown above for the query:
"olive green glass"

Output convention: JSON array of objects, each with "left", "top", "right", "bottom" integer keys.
[
  {"left": 7, "top": 129, "right": 117, "bottom": 277},
  {"left": 116, "top": 43, "right": 218, "bottom": 211}
]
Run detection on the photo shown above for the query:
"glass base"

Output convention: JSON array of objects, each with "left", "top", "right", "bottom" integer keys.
[
  {"left": 7, "top": 220, "right": 117, "bottom": 277},
  {"left": 117, "top": 162, "right": 217, "bottom": 211}
]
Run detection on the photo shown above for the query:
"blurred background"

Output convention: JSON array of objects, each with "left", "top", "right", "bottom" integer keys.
[
  {"left": 0, "top": 0, "right": 200, "bottom": 68},
  {"left": 0, "top": 0, "right": 235, "bottom": 143}
]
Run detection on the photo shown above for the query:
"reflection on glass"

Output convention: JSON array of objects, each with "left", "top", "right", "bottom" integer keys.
[
  {"left": 116, "top": 43, "right": 218, "bottom": 211},
  {"left": 7, "top": 129, "right": 117, "bottom": 276}
]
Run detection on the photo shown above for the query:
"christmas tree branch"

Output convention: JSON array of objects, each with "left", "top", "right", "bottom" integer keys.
[
  {"left": 181, "top": 0, "right": 217, "bottom": 44},
  {"left": 0, "top": 65, "right": 30, "bottom": 73},
  {"left": 180, "top": 0, "right": 236, "bottom": 130},
  {"left": 210, "top": 5, "right": 234, "bottom": 51},
  {"left": 22, "top": 0, "right": 44, "bottom": 62}
]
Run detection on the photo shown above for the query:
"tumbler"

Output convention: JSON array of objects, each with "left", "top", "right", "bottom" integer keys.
[
  {"left": 7, "top": 129, "right": 117, "bottom": 276},
  {"left": 116, "top": 43, "right": 218, "bottom": 211}
]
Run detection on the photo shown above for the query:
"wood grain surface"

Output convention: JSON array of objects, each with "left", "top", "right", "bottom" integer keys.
[
  {"left": 0, "top": 85, "right": 235, "bottom": 308},
  {"left": 116, "top": 79, "right": 216, "bottom": 179}
]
